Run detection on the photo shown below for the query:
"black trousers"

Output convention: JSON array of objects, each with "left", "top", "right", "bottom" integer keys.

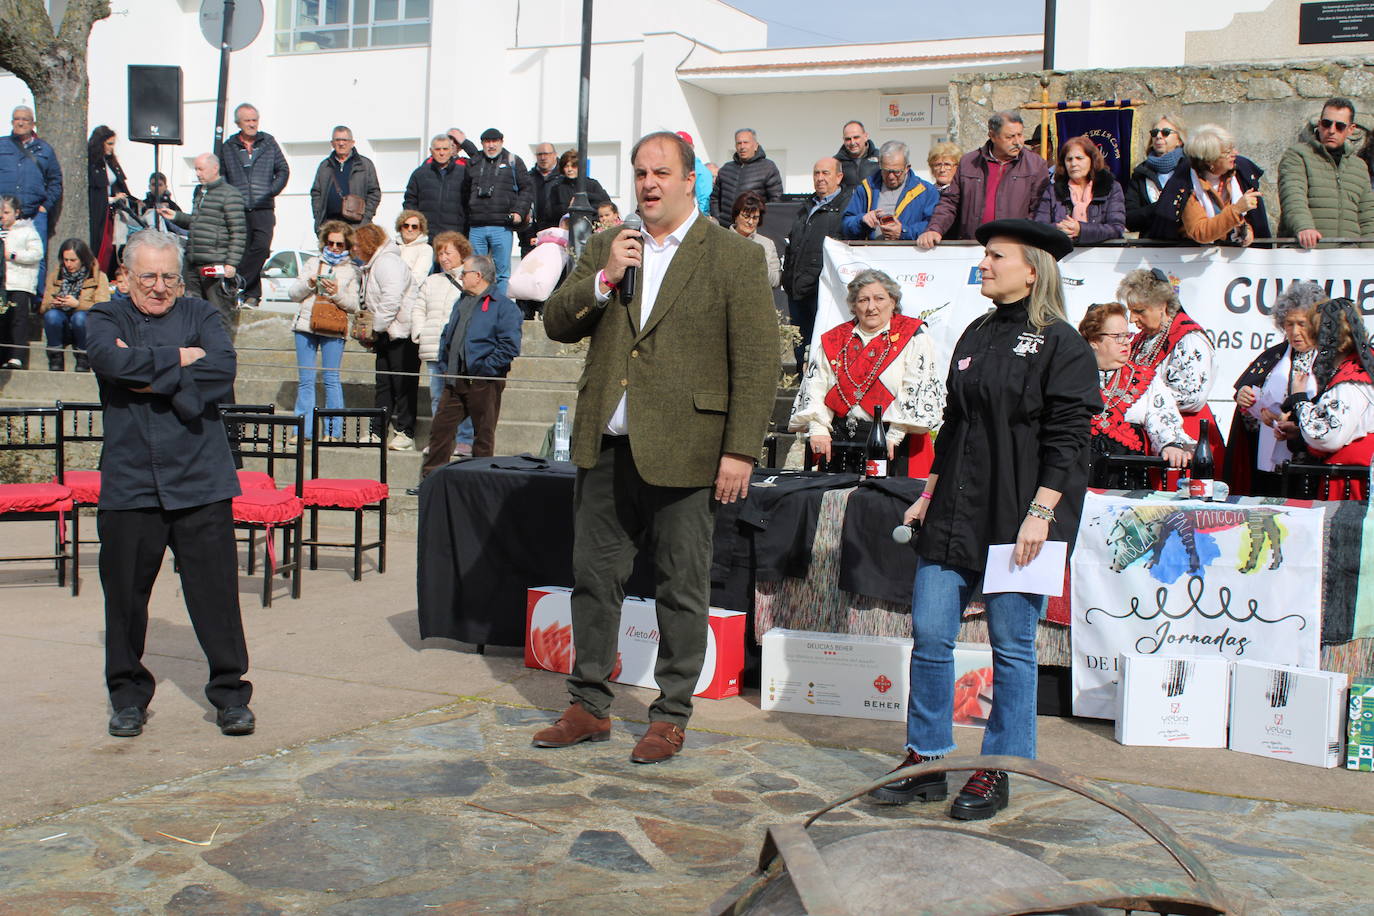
[
  {"left": 787, "top": 291, "right": 818, "bottom": 376},
  {"left": 238, "top": 208, "right": 276, "bottom": 300},
  {"left": 182, "top": 267, "right": 239, "bottom": 335},
  {"left": 421, "top": 378, "right": 505, "bottom": 475},
  {"left": 0, "top": 290, "right": 32, "bottom": 368},
  {"left": 374, "top": 331, "right": 420, "bottom": 437},
  {"left": 98, "top": 500, "right": 252, "bottom": 711},
  {"left": 568, "top": 437, "right": 714, "bottom": 726}
]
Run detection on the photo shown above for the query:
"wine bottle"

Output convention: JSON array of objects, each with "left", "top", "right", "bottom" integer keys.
[
  {"left": 865, "top": 405, "right": 888, "bottom": 477},
  {"left": 1189, "top": 419, "right": 1214, "bottom": 500}
]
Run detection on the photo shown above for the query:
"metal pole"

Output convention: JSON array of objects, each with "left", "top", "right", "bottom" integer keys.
[
  {"left": 1042, "top": 0, "right": 1056, "bottom": 71},
  {"left": 567, "top": 0, "right": 596, "bottom": 259},
  {"left": 212, "top": 0, "right": 237, "bottom": 159}
]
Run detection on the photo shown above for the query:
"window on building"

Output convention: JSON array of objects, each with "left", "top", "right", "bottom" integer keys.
[{"left": 275, "top": 0, "right": 431, "bottom": 54}]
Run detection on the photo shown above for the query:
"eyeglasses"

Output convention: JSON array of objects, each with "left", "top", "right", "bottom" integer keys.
[
  {"left": 1148, "top": 128, "right": 1177, "bottom": 138},
  {"left": 401, "top": 222, "right": 421, "bottom": 230},
  {"left": 880, "top": 168, "right": 905, "bottom": 176},
  {"left": 134, "top": 272, "right": 183, "bottom": 289},
  {"left": 1097, "top": 332, "right": 1133, "bottom": 342},
  {"left": 930, "top": 161, "right": 955, "bottom": 170},
  {"left": 736, "top": 212, "right": 760, "bottom": 223},
  {"left": 324, "top": 240, "right": 348, "bottom": 250},
  {"left": 1319, "top": 118, "right": 1351, "bottom": 131}
]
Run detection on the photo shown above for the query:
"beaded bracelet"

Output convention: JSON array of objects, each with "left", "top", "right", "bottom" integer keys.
[{"left": 1026, "top": 501, "right": 1055, "bottom": 522}]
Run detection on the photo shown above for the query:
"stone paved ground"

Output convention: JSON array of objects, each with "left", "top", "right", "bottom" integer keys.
[{"left": 3, "top": 699, "right": 1371, "bottom": 915}]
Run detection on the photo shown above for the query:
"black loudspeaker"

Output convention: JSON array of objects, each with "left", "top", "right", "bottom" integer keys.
[{"left": 128, "top": 65, "right": 183, "bottom": 145}]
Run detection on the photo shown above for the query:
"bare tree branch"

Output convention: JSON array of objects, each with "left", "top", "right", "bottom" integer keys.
[
  {"left": 58, "top": 0, "right": 111, "bottom": 47},
  {"left": 0, "top": 0, "right": 57, "bottom": 83}
]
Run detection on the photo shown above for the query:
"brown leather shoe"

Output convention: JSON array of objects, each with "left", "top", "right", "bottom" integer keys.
[
  {"left": 531, "top": 703, "right": 612, "bottom": 748},
  {"left": 630, "top": 721, "right": 685, "bottom": 764}
]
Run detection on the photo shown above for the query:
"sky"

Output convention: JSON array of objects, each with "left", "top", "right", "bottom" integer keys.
[{"left": 721, "top": 0, "right": 1045, "bottom": 47}]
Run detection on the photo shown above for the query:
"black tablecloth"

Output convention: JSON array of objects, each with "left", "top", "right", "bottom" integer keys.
[{"left": 416, "top": 457, "right": 856, "bottom": 647}]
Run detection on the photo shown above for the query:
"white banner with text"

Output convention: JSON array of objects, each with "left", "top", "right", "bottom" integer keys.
[
  {"left": 1069, "top": 492, "right": 1325, "bottom": 719},
  {"left": 818, "top": 240, "right": 1374, "bottom": 428}
]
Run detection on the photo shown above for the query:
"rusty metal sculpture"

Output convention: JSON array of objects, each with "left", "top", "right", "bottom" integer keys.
[{"left": 708, "top": 756, "right": 1277, "bottom": 916}]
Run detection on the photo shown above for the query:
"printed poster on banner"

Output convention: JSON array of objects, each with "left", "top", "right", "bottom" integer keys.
[
  {"left": 818, "top": 240, "right": 1374, "bottom": 431},
  {"left": 1069, "top": 492, "right": 1324, "bottom": 719}
]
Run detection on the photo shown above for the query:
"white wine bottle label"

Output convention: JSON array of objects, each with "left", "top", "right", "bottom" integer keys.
[{"left": 865, "top": 459, "right": 887, "bottom": 478}]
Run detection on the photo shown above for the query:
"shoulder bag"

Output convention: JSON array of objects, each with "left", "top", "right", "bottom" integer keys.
[
  {"left": 333, "top": 167, "right": 366, "bottom": 222},
  {"left": 309, "top": 264, "right": 350, "bottom": 335}
]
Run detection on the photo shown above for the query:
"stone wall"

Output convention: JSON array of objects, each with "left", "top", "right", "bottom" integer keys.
[{"left": 948, "top": 58, "right": 1374, "bottom": 234}]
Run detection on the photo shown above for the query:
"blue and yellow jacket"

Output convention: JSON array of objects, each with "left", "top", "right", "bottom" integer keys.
[{"left": 841, "top": 168, "right": 938, "bottom": 240}]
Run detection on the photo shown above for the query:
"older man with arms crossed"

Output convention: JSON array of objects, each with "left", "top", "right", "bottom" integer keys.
[
  {"left": 86, "top": 231, "right": 253, "bottom": 739},
  {"left": 536, "top": 132, "right": 778, "bottom": 763}
]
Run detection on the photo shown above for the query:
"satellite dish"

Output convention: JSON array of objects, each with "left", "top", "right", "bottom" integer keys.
[{"left": 199, "top": 0, "right": 264, "bottom": 53}]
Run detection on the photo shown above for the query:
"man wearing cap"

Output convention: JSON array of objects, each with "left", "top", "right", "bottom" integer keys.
[
  {"left": 463, "top": 128, "right": 534, "bottom": 295},
  {"left": 675, "top": 131, "right": 712, "bottom": 215},
  {"left": 873, "top": 218, "right": 1099, "bottom": 822}
]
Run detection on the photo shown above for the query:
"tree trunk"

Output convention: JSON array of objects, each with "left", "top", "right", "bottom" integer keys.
[{"left": 0, "top": 0, "right": 112, "bottom": 276}]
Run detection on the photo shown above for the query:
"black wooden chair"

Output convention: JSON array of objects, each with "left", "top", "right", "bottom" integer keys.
[
  {"left": 57, "top": 400, "right": 104, "bottom": 566},
  {"left": 1281, "top": 462, "right": 1369, "bottom": 501},
  {"left": 225, "top": 413, "right": 305, "bottom": 607},
  {"left": 0, "top": 407, "right": 78, "bottom": 594},
  {"left": 303, "top": 407, "right": 389, "bottom": 580}
]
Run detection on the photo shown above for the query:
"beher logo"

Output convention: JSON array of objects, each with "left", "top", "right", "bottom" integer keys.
[{"left": 873, "top": 674, "right": 892, "bottom": 694}]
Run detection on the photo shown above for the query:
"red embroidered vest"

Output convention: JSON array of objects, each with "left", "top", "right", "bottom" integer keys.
[
  {"left": 1131, "top": 310, "right": 1206, "bottom": 371},
  {"left": 821, "top": 314, "right": 925, "bottom": 419},
  {"left": 1091, "top": 362, "right": 1157, "bottom": 453}
]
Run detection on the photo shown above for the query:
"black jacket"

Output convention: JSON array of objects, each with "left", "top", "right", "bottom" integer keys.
[
  {"left": 1149, "top": 155, "right": 1270, "bottom": 243},
  {"left": 310, "top": 149, "right": 382, "bottom": 229},
  {"left": 918, "top": 299, "right": 1101, "bottom": 571},
  {"left": 710, "top": 146, "right": 784, "bottom": 225},
  {"left": 404, "top": 159, "right": 469, "bottom": 238},
  {"left": 88, "top": 153, "right": 131, "bottom": 255},
  {"left": 781, "top": 187, "right": 853, "bottom": 300},
  {"left": 463, "top": 149, "right": 534, "bottom": 228},
  {"left": 835, "top": 140, "right": 880, "bottom": 190},
  {"left": 549, "top": 175, "right": 611, "bottom": 221},
  {"left": 1123, "top": 158, "right": 1181, "bottom": 233},
  {"left": 85, "top": 295, "right": 240, "bottom": 511},
  {"left": 220, "top": 131, "right": 289, "bottom": 210},
  {"left": 528, "top": 166, "right": 562, "bottom": 233}
]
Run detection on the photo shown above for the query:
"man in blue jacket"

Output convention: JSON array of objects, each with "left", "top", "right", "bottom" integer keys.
[
  {"left": 842, "top": 140, "right": 937, "bottom": 241},
  {"left": 0, "top": 106, "right": 63, "bottom": 295},
  {"left": 420, "top": 254, "right": 523, "bottom": 474}
]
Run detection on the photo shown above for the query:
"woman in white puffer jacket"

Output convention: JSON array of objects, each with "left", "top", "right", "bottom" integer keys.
[
  {"left": 412, "top": 230, "right": 473, "bottom": 417},
  {"left": 286, "top": 220, "right": 361, "bottom": 440}
]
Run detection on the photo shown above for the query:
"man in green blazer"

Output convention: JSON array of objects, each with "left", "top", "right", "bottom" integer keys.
[{"left": 535, "top": 131, "right": 779, "bottom": 763}]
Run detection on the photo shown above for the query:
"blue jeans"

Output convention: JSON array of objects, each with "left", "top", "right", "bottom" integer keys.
[
  {"left": 44, "top": 308, "right": 87, "bottom": 351},
  {"left": 906, "top": 557, "right": 1045, "bottom": 759},
  {"left": 293, "top": 331, "right": 345, "bottom": 438},
  {"left": 32, "top": 210, "right": 48, "bottom": 298},
  {"left": 468, "top": 225, "right": 512, "bottom": 297},
  {"left": 427, "top": 361, "right": 474, "bottom": 445}
]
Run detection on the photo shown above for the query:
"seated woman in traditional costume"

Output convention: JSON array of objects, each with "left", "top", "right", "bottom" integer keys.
[
  {"left": 1224, "top": 281, "right": 1324, "bottom": 495},
  {"left": 1276, "top": 296, "right": 1374, "bottom": 498},
  {"left": 788, "top": 268, "right": 944, "bottom": 475},
  {"left": 1080, "top": 302, "right": 1193, "bottom": 487},
  {"left": 1119, "top": 267, "right": 1223, "bottom": 465}
]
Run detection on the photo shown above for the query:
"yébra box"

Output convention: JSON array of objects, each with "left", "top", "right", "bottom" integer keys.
[
  {"left": 1113, "top": 652, "right": 1229, "bottom": 748},
  {"left": 1229, "top": 660, "right": 1347, "bottom": 768}
]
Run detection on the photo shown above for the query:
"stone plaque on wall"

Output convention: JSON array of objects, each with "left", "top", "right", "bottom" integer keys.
[{"left": 1300, "top": 0, "right": 1374, "bottom": 44}]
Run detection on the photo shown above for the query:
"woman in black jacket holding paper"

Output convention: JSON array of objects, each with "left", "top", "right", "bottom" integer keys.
[{"left": 868, "top": 219, "right": 1101, "bottom": 822}]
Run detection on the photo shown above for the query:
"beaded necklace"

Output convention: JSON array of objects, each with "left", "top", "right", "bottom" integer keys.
[
  {"left": 1132, "top": 329, "right": 1168, "bottom": 368},
  {"left": 1095, "top": 365, "right": 1147, "bottom": 430},
  {"left": 836, "top": 325, "right": 893, "bottom": 414}
]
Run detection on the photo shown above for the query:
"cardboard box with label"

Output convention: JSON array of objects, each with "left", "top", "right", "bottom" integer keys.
[
  {"left": 1348, "top": 678, "right": 1374, "bottom": 772},
  {"left": 524, "top": 586, "right": 745, "bottom": 700},
  {"left": 1229, "top": 660, "right": 1348, "bottom": 768},
  {"left": 1113, "top": 653, "right": 1229, "bottom": 748},
  {"left": 760, "top": 628, "right": 911, "bottom": 722}
]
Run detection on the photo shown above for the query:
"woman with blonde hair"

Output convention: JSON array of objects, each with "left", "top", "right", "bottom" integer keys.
[
  {"left": 1125, "top": 115, "right": 1186, "bottom": 233},
  {"left": 869, "top": 219, "right": 1100, "bottom": 821},
  {"left": 1151, "top": 123, "right": 1269, "bottom": 245},
  {"left": 395, "top": 209, "right": 433, "bottom": 285},
  {"left": 926, "top": 141, "right": 960, "bottom": 192}
]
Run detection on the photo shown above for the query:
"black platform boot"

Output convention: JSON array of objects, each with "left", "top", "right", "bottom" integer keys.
[
  {"left": 949, "top": 769, "right": 1010, "bottom": 820},
  {"left": 867, "top": 749, "right": 947, "bottom": 805},
  {"left": 74, "top": 352, "right": 90, "bottom": 372},
  {"left": 47, "top": 349, "right": 64, "bottom": 372}
]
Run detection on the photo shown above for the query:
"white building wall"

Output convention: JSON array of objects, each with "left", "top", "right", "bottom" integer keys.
[{"left": 1051, "top": 0, "right": 1273, "bottom": 70}]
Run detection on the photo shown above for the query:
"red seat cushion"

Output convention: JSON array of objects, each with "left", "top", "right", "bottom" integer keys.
[
  {"left": 0, "top": 483, "right": 74, "bottom": 513},
  {"left": 303, "top": 478, "right": 390, "bottom": 509},
  {"left": 237, "top": 470, "right": 277, "bottom": 491},
  {"left": 58, "top": 470, "right": 101, "bottom": 504},
  {"left": 232, "top": 488, "right": 304, "bottom": 525}
]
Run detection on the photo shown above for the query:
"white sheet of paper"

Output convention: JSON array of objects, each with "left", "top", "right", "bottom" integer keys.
[{"left": 982, "top": 541, "right": 1068, "bottom": 596}]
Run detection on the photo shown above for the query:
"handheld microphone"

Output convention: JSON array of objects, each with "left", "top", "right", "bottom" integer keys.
[
  {"left": 891, "top": 521, "right": 920, "bottom": 544},
  {"left": 620, "top": 212, "right": 643, "bottom": 302}
]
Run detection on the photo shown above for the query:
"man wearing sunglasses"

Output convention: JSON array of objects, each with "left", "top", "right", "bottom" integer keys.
[{"left": 1278, "top": 96, "right": 1374, "bottom": 249}]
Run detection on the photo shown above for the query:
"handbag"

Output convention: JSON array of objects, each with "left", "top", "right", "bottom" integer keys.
[
  {"left": 308, "top": 264, "right": 350, "bottom": 335},
  {"left": 351, "top": 307, "right": 375, "bottom": 349},
  {"left": 333, "top": 169, "right": 366, "bottom": 222}
]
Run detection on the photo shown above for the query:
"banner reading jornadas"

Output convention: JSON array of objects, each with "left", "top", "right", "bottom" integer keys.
[{"left": 1069, "top": 493, "right": 1324, "bottom": 719}]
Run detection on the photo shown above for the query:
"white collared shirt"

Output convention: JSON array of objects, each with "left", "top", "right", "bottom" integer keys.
[{"left": 600, "top": 207, "right": 700, "bottom": 435}]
